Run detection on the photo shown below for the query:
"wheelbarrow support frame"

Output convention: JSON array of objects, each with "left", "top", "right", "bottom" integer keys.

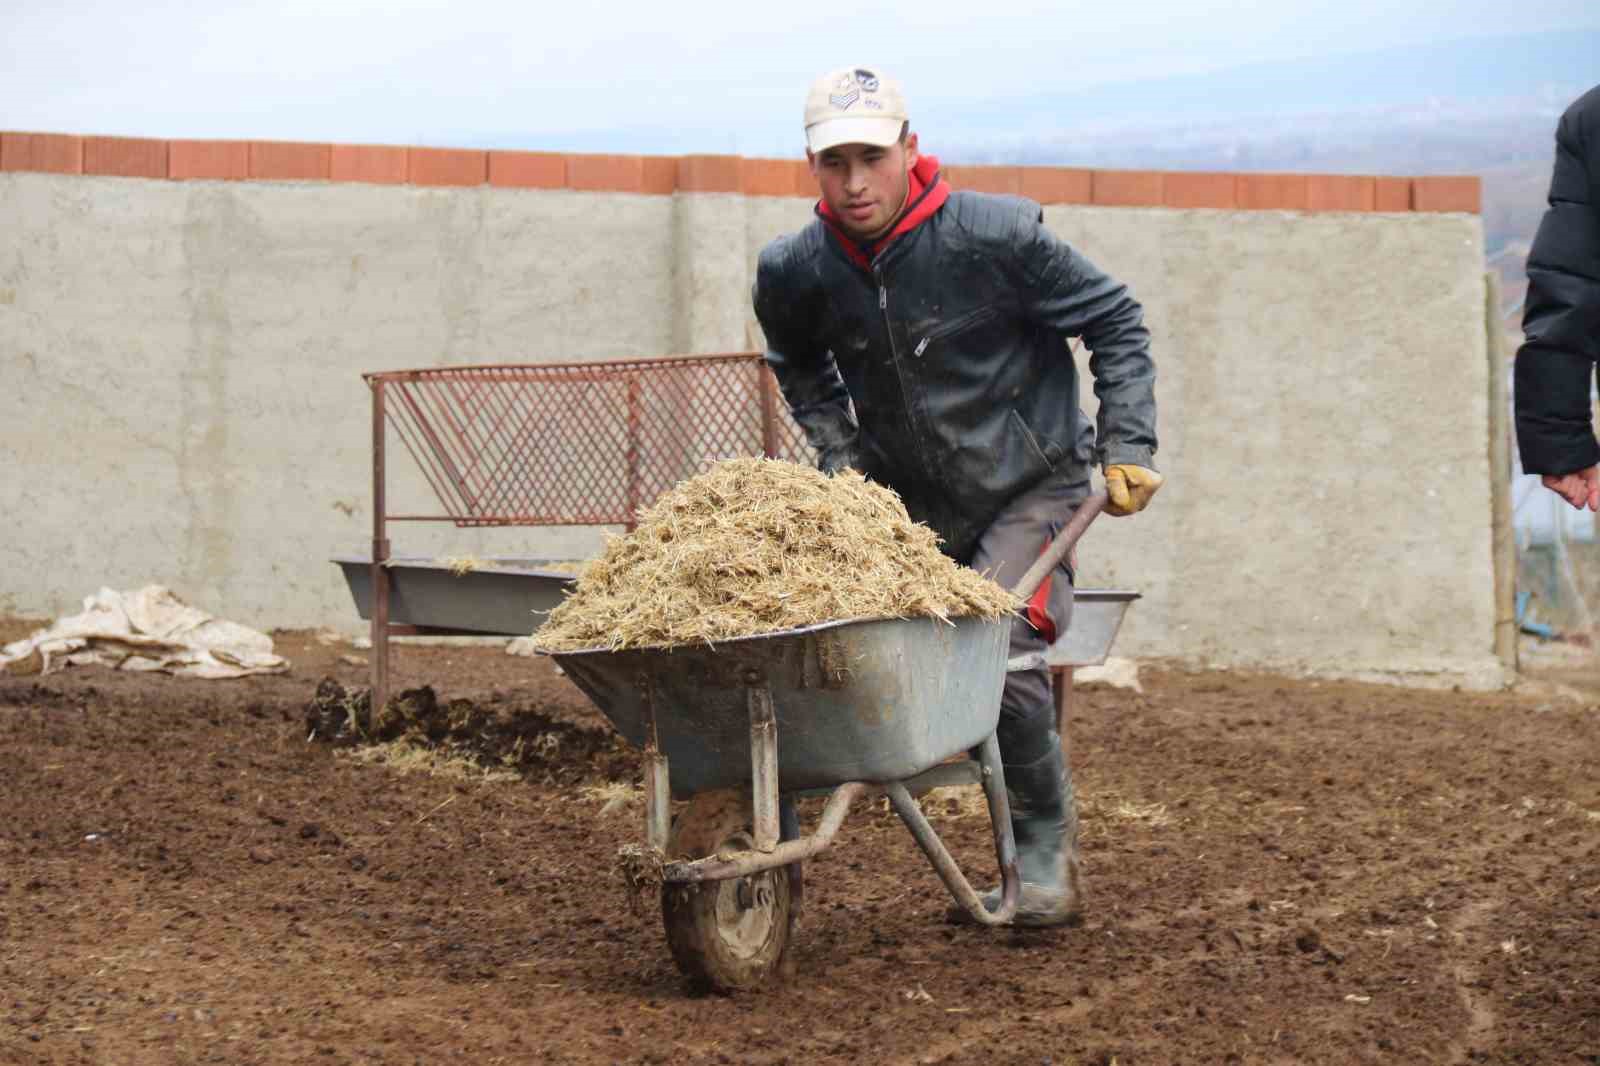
[
  {"left": 645, "top": 671, "right": 1022, "bottom": 927},
  {"left": 638, "top": 674, "right": 673, "bottom": 852}
]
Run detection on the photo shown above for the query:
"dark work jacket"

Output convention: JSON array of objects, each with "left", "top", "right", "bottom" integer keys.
[
  {"left": 1514, "top": 84, "right": 1600, "bottom": 475},
  {"left": 753, "top": 188, "right": 1157, "bottom": 562}
]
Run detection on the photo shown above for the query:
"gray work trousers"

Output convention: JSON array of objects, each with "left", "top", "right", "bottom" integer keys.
[{"left": 965, "top": 468, "right": 1091, "bottom": 766}]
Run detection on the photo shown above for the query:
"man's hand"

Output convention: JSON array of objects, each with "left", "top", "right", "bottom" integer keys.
[
  {"left": 1542, "top": 466, "right": 1600, "bottom": 511},
  {"left": 1105, "top": 464, "right": 1164, "bottom": 517}
]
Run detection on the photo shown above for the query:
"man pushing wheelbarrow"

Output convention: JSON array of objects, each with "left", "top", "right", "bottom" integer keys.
[
  {"left": 535, "top": 67, "right": 1159, "bottom": 992},
  {"left": 754, "top": 66, "right": 1162, "bottom": 928}
]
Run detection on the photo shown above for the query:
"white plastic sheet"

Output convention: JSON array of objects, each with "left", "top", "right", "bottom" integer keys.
[{"left": 1, "top": 586, "right": 289, "bottom": 679}]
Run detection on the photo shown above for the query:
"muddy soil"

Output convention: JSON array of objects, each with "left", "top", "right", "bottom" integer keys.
[{"left": 4, "top": 624, "right": 1600, "bottom": 1064}]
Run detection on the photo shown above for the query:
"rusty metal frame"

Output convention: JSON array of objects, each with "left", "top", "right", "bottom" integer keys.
[{"left": 364, "top": 352, "right": 811, "bottom": 713}]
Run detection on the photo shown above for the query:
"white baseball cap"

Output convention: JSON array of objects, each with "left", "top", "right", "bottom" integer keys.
[{"left": 804, "top": 66, "right": 909, "bottom": 153}]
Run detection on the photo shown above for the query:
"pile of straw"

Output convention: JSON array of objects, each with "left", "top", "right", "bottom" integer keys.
[{"left": 532, "top": 458, "right": 1019, "bottom": 652}]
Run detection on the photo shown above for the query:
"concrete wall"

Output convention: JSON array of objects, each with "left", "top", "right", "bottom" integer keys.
[
  {"left": 0, "top": 168, "right": 1498, "bottom": 685},
  {"left": 1, "top": 173, "right": 677, "bottom": 624},
  {"left": 1041, "top": 206, "right": 1495, "bottom": 687}
]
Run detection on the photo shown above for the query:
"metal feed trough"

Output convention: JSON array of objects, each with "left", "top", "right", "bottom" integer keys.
[
  {"left": 338, "top": 355, "right": 1140, "bottom": 990},
  {"left": 333, "top": 557, "right": 579, "bottom": 637}
]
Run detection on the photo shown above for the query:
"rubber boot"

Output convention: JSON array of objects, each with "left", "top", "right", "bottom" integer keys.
[{"left": 948, "top": 733, "right": 1083, "bottom": 927}]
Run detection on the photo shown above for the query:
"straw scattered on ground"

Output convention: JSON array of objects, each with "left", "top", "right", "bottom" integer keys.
[
  {"left": 616, "top": 843, "right": 667, "bottom": 914},
  {"left": 531, "top": 458, "right": 1020, "bottom": 652},
  {"left": 581, "top": 781, "right": 642, "bottom": 817},
  {"left": 339, "top": 738, "right": 521, "bottom": 784},
  {"left": 923, "top": 786, "right": 1176, "bottom": 832}
]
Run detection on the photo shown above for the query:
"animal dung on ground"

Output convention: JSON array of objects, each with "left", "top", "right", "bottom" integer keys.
[{"left": 531, "top": 458, "right": 1019, "bottom": 652}]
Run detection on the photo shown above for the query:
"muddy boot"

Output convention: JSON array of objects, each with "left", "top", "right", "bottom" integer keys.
[{"left": 948, "top": 734, "right": 1083, "bottom": 927}]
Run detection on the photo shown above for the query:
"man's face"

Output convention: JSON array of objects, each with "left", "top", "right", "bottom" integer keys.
[{"left": 808, "top": 133, "right": 920, "bottom": 240}]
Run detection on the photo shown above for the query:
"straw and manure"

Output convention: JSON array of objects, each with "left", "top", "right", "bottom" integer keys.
[{"left": 531, "top": 458, "right": 1020, "bottom": 652}]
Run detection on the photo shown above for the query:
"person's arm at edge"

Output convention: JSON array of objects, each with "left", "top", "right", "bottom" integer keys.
[
  {"left": 1514, "top": 87, "right": 1600, "bottom": 510},
  {"left": 752, "top": 247, "right": 861, "bottom": 474}
]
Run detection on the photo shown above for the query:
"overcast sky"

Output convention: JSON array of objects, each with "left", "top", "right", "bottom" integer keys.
[{"left": 3, "top": 0, "right": 1597, "bottom": 156}]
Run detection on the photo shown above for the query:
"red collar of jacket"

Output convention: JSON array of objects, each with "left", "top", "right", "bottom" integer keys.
[{"left": 816, "top": 154, "right": 949, "bottom": 271}]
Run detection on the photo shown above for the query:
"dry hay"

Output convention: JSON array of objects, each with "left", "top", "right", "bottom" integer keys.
[
  {"left": 340, "top": 738, "right": 521, "bottom": 784},
  {"left": 440, "top": 554, "right": 487, "bottom": 577},
  {"left": 922, "top": 784, "right": 994, "bottom": 821},
  {"left": 438, "top": 556, "right": 591, "bottom": 577},
  {"left": 922, "top": 785, "right": 1174, "bottom": 835},
  {"left": 532, "top": 458, "right": 1020, "bottom": 652},
  {"left": 581, "top": 781, "right": 642, "bottom": 817},
  {"left": 535, "top": 560, "right": 589, "bottom": 575},
  {"left": 303, "top": 679, "right": 637, "bottom": 782},
  {"left": 616, "top": 843, "right": 667, "bottom": 914}
]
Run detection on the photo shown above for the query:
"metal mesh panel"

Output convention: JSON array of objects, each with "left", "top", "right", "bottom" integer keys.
[{"left": 368, "top": 353, "right": 814, "bottom": 527}]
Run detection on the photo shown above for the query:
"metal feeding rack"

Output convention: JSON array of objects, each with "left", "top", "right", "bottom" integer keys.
[{"left": 355, "top": 353, "right": 812, "bottom": 711}]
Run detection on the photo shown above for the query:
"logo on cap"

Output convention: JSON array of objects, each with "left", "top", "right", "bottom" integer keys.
[
  {"left": 828, "top": 69, "right": 882, "bottom": 111},
  {"left": 829, "top": 76, "right": 860, "bottom": 110}
]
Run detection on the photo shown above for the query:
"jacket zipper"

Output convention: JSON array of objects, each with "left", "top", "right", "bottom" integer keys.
[
  {"left": 875, "top": 268, "right": 941, "bottom": 489},
  {"left": 913, "top": 305, "right": 1000, "bottom": 358}
]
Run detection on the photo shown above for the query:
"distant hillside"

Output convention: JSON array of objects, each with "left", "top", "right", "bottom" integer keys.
[
  {"left": 934, "top": 30, "right": 1596, "bottom": 322},
  {"left": 943, "top": 103, "right": 1567, "bottom": 310},
  {"left": 934, "top": 29, "right": 1598, "bottom": 135}
]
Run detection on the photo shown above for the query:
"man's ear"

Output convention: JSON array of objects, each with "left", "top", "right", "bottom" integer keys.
[
  {"left": 806, "top": 148, "right": 818, "bottom": 177},
  {"left": 902, "top": 131, "right": 919, "bottom": 171}
]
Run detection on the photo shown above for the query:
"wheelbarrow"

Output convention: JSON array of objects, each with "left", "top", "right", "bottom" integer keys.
[{"left": 547, "top": 492, "right": 1110, "bottom": 991}]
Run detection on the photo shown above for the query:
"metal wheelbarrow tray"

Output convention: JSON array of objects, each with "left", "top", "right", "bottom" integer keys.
[{"left": 555, "top": 614, "right": 1009, "bottom": 795}]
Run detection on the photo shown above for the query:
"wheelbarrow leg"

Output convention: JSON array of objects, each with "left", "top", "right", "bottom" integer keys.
[
  {"left": 746, "top": 674, "right": 780, "bottom": 852},
  {"left": 637, "top": 674, "right": 671, "bottom": 851},
  {"left": 643, "top": 752, "right": 671, "bottom": 851},
  {"left": 636, "top": 671, "right": 783, "bottom": 857},
  {"left": 654, "top": 675, "right": 807, "bottom": 994},
  {"left": 883, "top": 733, "right": 1020, "bottom": 926}
]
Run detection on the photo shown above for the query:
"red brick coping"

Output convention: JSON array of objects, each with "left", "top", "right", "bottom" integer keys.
[{"left": 0, "top": 132, "right": 1481, "bottom": 213}]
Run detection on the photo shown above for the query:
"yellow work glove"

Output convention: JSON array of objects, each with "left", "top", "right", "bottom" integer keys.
[{"left": 1104, "top": 464, "right": 1164, "bottom": 517}]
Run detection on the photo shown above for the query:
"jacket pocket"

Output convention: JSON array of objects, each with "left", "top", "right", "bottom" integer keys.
[
  {"left": 1008, "top": 409, "right": 1064, "bottom": 471},
  {"left": 911, "top": 305, "right": 1001, "bottom": 358}
]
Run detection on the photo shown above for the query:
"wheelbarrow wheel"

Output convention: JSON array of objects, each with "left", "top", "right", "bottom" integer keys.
[{"left": 661, "top": 789, "right": 794, "bottom": 992}]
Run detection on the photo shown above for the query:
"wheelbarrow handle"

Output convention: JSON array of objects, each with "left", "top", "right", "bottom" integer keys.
[{"left": 1006, "top": 490, "right": 1109, "bottom": 601}]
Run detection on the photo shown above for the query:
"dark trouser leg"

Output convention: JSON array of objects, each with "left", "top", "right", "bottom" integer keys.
[
  {"left": 954, "top": 469, "right": 1090, "bottom": 926},
  {"left": 973, "top": 469, "right": 1089, "bottom": 767}
]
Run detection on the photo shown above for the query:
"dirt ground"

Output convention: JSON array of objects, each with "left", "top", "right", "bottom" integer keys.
[{"left": 4, "top": 620, "right": 1600, "bottom": 1065}]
